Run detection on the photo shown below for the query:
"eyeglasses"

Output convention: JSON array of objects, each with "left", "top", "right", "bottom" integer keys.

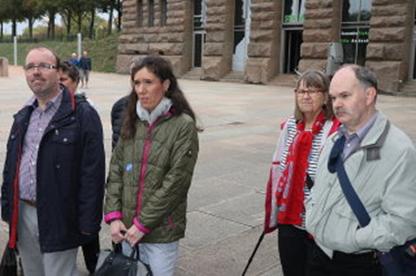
[
  {"left": 294, "top": 89, "right": 323, "bottom": 96},
  {"left": 24, "top": 63, "right": 57, "bottom": 72}
]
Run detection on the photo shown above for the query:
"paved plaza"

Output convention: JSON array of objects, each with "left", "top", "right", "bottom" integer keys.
[{"left": 0, "top": 66, "right": 415, "bottom": 275}]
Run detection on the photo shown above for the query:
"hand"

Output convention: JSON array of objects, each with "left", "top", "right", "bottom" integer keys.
[
  {"left": 125, "top": 225, "right": 145, "bottom": 246},
  {"left": 110, "top": 220, "right": 127, "bottom": 244}
]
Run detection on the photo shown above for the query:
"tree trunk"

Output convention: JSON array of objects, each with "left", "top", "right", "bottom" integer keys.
[
  {"left": 51, "top": 12, "right": 55, "bottom": 39},
  {"left": 116, "top": 0, "right": 122, "bottom": 32},
  {"left": 107, "top": 5, "right": 114, "bottom": 35},
  {"left": 28, "top": 18, "right": 34, "bottom": 40},
  {"left": 0, "top": 21, "right": 3, "bottom": 40},
  {"left": 77, "top": 12, "right": 82, "bottom": 33},
  {"left": 47, "top": 11, "right": 56, "bottom": 39},
  {"left": 12, "top": 19, "right": 17, "bottom": 37},
  {"left": 89, "top": 9, "right": 95, "bottom": 39},
  {"left": 67, "top": 10, "right": 72, "bottom": 35}
]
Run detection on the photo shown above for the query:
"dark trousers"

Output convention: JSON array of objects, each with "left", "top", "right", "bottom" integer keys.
[
  {"left": 278, "top": 224, "right": 312, "bottom": 276},
  {"left": 306, "top": 239, "right": 382, "bottom": 276},
  {"left": 82, "top": 235, "right": 100, "bottom": 274}
]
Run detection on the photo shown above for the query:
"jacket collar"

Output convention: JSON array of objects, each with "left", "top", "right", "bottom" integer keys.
[
  {"left": 13, "top": 87, "right": 75, "bottom": 127},
  {"left": 50, "top": 87, "right": 75, "bottom": 124},
  {"left": 359, "top": 112, "right": 389, "bottom": 149},
  {"left": 332, "top": 112, "right": 390, "bottom": 163}
]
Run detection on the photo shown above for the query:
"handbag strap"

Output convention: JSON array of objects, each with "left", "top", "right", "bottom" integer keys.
[
  {"left": 113, "top": 242, "right": 141, "bottom": 260},
  {"left": 328, "top": 126, "right": 408, "bottom": 276},
  {"left": 328, "top": 121, "right": 390, "bottom": 227},
  {"left": 328, "top": 135, "right": 371, "bottom": 227}
]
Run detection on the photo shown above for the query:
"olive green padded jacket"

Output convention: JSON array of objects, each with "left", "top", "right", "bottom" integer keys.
[{"left": 104, "top": 112, "right": 199, "bottom": 243}]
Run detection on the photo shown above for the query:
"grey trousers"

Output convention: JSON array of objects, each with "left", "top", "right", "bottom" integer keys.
[{"left": 17, "top": 200, "right": 79, "bottom": 276}]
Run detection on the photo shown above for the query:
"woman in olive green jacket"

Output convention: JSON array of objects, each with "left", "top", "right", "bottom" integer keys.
[{"left": 104, "top": 55, "right": 199, "bottom": 276}]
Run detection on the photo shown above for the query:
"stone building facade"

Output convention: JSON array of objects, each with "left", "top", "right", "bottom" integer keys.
[{"left": 117, "top": 0, "right": 416, "bottom": 94}]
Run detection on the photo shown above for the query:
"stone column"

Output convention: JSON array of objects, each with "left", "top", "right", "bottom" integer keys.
[
  {"left": 245, "top": 0, "right": 281, "bottom": 84},
  {"left": 117, "top": 0, "right": 146, "bottom": 73},
  {"left": 298, "top": 0, "right": 341, "bottom": 72},
  {"left": 366, "top": 0, "right": 415, "bottom": 93},
  {"left": 116, "top": 0, "right": 193, "bottom": 76},
  {"left": 202, "top": 0, "right": 235, "bottom": 80}
]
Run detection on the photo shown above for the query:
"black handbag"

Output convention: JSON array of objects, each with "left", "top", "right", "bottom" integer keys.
[
  {"left": 0, "top": 245, "right": 17, "bottom": 276},
  {"left": 94, "top": 244, "right": 152, "bottom": 276},
  {"left": 328, "top": 134, "right": 416, "bottom": 276}
]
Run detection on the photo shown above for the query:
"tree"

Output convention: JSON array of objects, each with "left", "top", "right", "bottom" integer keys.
[
  {"left": 22, "top": 0, "right": 43, "bottom": 39},
  {"left": 39, "top": 0, "right": 60, "bottom": 38},
  {"left": 84, "top": 0, "right": 99, "bottom": 39},
  {"left": 0, "top": 0, "right": 9, "bottom": 40},
  {"left": 60, "top": 0, "right": 74, "bottom": 35},
  {"left": 97, "top": 0, "right": 115, "bottom": 35},
  {"left": 2, "top": 0, "right": 25, "bottom": 37},
  {"left": 115, "top": 0, "right": 122, "bottom": 32}
]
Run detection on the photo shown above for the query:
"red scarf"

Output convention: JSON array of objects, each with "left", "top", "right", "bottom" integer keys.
[{"left": 276, "top": 112, "right": 326, "bottom": 225}]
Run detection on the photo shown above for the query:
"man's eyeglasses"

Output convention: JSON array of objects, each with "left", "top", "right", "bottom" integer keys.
[
  {"left": 294, "top": 89, "right": 322, "bottom": 96},
  {"left": 24, "top": 63, "right": 57, "bottom": 72}
]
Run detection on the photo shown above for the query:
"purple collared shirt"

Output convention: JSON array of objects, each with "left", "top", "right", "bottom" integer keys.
[
  {"left": 19, "top": 91, "right": 63, "bottom": 201},
  {"left": 340, "top": 111, "right": 379, "bottom": 161}
]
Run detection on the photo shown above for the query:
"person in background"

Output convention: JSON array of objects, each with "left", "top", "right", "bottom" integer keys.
[
  {"left": 69, "top": 52, "right": 79, "bottom": 67},
  {"left": 263, "top": 70, "right": 339, "bottom": 276},
  {"left": 59, "top": 60, "right": 100, "bottom": 275},
  {"left": 104, "top": 55, "right": 199, "bottom": 276},
  {"left": 59, "top": 61, "right": 95, "bottom": 108},
  {"left": 78, "top": 50, "right": 92, "bottom": 88},
  {"left": 1, "top": 47, "right": 105, "bottom": 276},
  {"left": 306, "top": 65, "right": 416, "bottom": 275},
  {"left": 110, "top": 95, "right": 129, "bottom": 150}
]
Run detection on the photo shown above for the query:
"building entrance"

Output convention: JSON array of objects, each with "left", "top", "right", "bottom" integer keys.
[
  {"left": 340, "top": 0, "right": 371, "bottom": 66},
  {"left": 193, "top": 32, "right": 205, "bottom": 68},
  {"left": 193, "top": 0, "right": 206, "bottom": 68},
  {"left": 232, "top": 0, "right": 250, "bottom": 72},
  {"left": 281, "top": 0, "right": 304, "bottom": 74},
  {"left": 283, "top": 29, "right": 302, "bottom": 73}
]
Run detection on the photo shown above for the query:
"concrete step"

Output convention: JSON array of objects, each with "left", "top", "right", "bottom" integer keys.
[
  {"left": 182, "top": 67, "right": 202, "bottom": 80},
  {"left": 268, "top": 73, "right": 298, "bottom": 88},
  {"left": 221, "top": 71, "right": 245, "bottom": 83},
  {"left": 399, "top": 80, "right": 416, "bottom": 97}
]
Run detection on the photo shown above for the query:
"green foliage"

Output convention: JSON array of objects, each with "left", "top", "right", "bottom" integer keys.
[
  {"left": 0, "top": 0, "right": 119, "bottom": 38},
  {"left": 0, "top": 32, "right": 119, "bottom": 72}
]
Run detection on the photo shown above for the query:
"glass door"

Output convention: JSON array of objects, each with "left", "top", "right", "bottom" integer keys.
[
  {"left": 193, "top": 0, "right": 206, "bottom": 68},
  {"left": 281, "top": 0, "right": 304, "bottom": 73}
]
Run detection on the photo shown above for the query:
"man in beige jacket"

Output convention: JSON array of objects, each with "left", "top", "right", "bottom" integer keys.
[{"left": 306, "top": 65, "right": 416, "bottom": 276}]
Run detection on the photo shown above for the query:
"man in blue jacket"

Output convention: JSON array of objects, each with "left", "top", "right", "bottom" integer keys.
[
  {"left": 1, "top": 47, "right": 105, "bottom": 276},
  {"left": 78, "top": 50, "right": 92, "bottom": 89}
]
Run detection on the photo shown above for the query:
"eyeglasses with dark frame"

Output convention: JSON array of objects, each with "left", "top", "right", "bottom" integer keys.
[
  {"left": 294, "top": 88, "right": 323, "bottom": 96},
  {"left": 24, "top": 63, "right": 57, "bottom": 72}
]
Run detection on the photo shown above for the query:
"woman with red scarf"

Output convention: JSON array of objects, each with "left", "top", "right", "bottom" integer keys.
[{"left": 264, "top": 70, "right": 339, "bottom": 276}]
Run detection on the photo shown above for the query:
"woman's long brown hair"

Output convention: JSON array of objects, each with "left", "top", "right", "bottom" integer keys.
[{"left": 121, "top": 55, "right": 197, "bottom": 140}]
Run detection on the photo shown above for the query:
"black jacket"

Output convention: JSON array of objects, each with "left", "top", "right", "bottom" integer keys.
[
  {"left": 1, "top": 89, "right": 105, "bottom": 252},
  {"left": 110, "top": 95, "right": 129, "bottom": 150}
]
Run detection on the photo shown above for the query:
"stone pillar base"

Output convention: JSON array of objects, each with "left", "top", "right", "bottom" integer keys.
[{"left": 0, "top": 57, "right": 9, "bottom": 77}]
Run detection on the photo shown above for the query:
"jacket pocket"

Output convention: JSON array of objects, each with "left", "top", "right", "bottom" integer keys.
[
  {"left": 50, "top": 128, "right": 79, "bottom": 169},
  {"left": 51, "top": 128, "right": 78, "bottom": 145}
]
